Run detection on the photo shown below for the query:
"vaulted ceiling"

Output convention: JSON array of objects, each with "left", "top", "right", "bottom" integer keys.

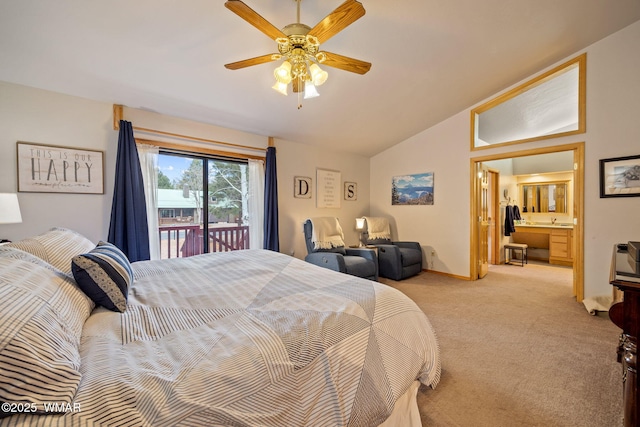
[{"left": 1, "top": 1, "right": 639, "bottom": 157}]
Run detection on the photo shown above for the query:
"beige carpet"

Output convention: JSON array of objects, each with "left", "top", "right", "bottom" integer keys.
[{"left": 380, "top": 261, "right": 623, "bottom": 427}]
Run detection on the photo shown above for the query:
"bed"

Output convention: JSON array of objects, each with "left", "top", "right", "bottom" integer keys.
[{"left": 0, "top": 228, "right": 440, "bottom": 426}]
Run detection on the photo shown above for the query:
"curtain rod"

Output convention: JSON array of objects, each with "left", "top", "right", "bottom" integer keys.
[
  {"left": 136, "top": 138, "right": 265, "bottom": 161},
  {"left": 113, "top": 104, "right": 268, "bottom": 153}
]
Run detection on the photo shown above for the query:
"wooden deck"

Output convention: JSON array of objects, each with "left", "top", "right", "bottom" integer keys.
[{"left": 159, "top": 223, "right": 249, "bottom": 259}]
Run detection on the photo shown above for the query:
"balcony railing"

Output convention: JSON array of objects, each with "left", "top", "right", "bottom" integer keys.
[{"left": 159, "top": 223, "right": 249, "bottom": 259}]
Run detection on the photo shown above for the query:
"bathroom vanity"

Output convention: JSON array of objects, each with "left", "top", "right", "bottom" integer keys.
[{"left": 512, "top": 223, "right": 573, "bottom": 266}]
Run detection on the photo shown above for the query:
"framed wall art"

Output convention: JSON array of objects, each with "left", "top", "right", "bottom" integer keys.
[
  {"left": 599, "top": 154, "right": 640, "bottom": 198},
  {"left": 392, "top": 172, "right": 434, "bottom": 205},
  {"left": 17, "top": 141, "right": 104, "bottom": 194},
  {"left": 344, "top": 182, "right": 357, "bottom": 201},
  {"left": 316, "top": 168, "right": 341, "bottom": 208},
  {"left": 294, "top": 176, "right": 312, "bottom": 199}
]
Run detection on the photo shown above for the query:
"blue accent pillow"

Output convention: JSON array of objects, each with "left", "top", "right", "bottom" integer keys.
[{"left": 71, "top": 241, "right": 133, "bottom": 312}]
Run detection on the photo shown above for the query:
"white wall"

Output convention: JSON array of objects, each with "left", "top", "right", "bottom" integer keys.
[
  {"left": 370, "top": 113, "right": 470, "bottom": 276},
  {"left": 583, "top": 21, "right": 640, "bottom": 298},
  {"left": 371, "top": 20, "right": 640, "bottom": 299},
  {"left": 512, "top": 151, "right": 573, "bottom": 175},
  {"left": 0, "top": 82, "right": 116, "bottom": 242},
  {"left": 275, "top": 138, "right": 370, "bottom": 260}
]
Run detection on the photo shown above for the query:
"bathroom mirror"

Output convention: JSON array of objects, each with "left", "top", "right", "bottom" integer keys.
[
  {"left": 519, "top": 182, "right": 568, "bottom": 214},
  {"left": 471, "top": 54, "right": 586, "bottom": 150}
]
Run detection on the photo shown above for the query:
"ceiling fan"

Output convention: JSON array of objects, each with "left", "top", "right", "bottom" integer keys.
[{"left": 224, "top": 0, "right": 371, "bottom": 105}]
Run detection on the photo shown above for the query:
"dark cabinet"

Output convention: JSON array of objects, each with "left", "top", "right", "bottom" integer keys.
[{"left": 610, "top": 244, "right": 640, "bottom": 427}]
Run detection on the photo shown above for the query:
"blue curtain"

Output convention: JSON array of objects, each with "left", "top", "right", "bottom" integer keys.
[
  {"left": 263, "top": 146, "right": 279, "bottom": 251},
  {"left": 107, "top": 120, "right": 150, "bottom": 262}
]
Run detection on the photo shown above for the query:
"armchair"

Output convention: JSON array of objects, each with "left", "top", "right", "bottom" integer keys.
[
  {"left": 362, "top": 217, "right": 423, "bottom": 280},
  {"left": 303, "top": 218, "right": 378, "bottom": 281}
]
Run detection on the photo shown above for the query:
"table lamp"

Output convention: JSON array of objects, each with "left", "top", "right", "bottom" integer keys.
[
  {"left": 0, "top": 193, "right": 23, "bottom": 243},
  {"left": 355, "top": 217, "right": 365, "bottom": 247}
]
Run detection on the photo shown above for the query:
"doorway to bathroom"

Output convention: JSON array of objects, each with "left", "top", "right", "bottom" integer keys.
[{"left": 470, "top": 142, "right": 585, "bottom": 301}]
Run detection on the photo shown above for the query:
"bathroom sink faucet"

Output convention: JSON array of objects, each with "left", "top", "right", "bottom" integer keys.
[{"left": 551, "top": 218, "right": 557, "bottom": 224}]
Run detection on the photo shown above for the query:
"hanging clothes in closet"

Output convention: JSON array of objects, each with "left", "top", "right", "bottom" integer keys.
[{"left": 504, "top": 203, "right": 522, "bottom": 236}]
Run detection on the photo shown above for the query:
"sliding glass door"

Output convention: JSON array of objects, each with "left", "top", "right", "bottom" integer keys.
[
  {"left": 206, "top": 158, "right": 249, "bottom": 253},
  {"left": 156, "top": 152, "right": 249, "bottom": 259}
]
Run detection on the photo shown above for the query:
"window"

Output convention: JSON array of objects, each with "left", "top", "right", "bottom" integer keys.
[
  {"left": 157, "top": 151, "right": 250, "bottom": 259},
  {"left": 160, "top": 209, "right": 175, "bottom": 218}
]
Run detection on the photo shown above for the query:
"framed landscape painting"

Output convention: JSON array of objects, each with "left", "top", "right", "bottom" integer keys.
[
  {"left": 392, "top": 172, "right": 434, "bottom": 205},
  {"left": 599, "top": 154, "right": 640, "bottom": 198}
]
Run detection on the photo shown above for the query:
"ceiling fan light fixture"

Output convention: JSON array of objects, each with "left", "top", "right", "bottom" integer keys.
[
  {"left": 272, "top": 81, "right": 289, "bottom": 96},
  {"left": 303, "top": 80, "right": 320, "bottom": 99},
  {"left": 309, "top": 63, "right": 328, "bottom": 86},
  {"left": 274, "top": 61, "right": 292, "bottom": 84},
  {"left": 224, "top": 0, "right": 371, "bottom": 108}
]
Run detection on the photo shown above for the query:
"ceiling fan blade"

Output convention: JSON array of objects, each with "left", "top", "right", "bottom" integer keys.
[
  {"left": 225, "top": 54, "right": 279, "bottom": 70},
  {"left": 308, "top": 0, "right": 366, "bottom": 44},
  {"left": 225, "top": 0, "right": 287, "bottom": 41},
  {"left": 321, "top": 51, "right": 371, "bottom": 75}
]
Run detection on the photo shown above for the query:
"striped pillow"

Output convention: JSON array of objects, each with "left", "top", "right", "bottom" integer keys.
[
  {"left": 0, "top": 257, "right": 93, "bottom": 413},
  {"left": 71, "top": 241, "right": 133, "bottom": 312},
  {"left": 0, "top": 246, "right": 72, "bottom": 276},
  {"left": 5, "top": 227, "right": 95, "bottom": 274}
]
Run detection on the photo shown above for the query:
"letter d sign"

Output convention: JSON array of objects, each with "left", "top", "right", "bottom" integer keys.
[{"left": 294, "top": 176, "right": 312, "bottom": 199}]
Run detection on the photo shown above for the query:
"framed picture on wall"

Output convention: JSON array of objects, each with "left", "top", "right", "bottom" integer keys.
[
  {"left": 599, "top": 154, "right": 640, "bottom": 198},
  {"left": 344, "top": 182, "right": 357, "bottom": 200},
  {"left": 294, "top": 176, "right": 312, "bottom": 199},
  {"left": 17, "top": 141, "right": 105, "bottom": 194},
  {"left": 392, "top": 172, "right": 434, "bottom": 205},
  {"left": 316, "top": 168, "right": 341, "bottom": 208}
]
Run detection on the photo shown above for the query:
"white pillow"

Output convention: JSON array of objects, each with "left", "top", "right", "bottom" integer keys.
[
  {"left": 5, "top": 227, "right": 95, "bottom": 274},
  {"left": 0, "top": 255, "right": 94, "bottom": 413}
]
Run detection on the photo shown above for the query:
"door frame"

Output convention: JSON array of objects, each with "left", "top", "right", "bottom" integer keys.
[
  {"left": 469, "top": 142, "right": 585, "bottom": 301},
  {"left": 477, "top": 163, "right": 490, "bottom": 279},
  {"left": 488, "top": 168, "right": 500, "bottom": 265}
]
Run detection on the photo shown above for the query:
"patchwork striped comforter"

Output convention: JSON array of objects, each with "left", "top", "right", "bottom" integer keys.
[{"left": 4, "top": 249, "right": 440, "bottom": 426}]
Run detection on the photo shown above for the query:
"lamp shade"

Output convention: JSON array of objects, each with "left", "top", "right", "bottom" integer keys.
[
  {"left": 355, "top": 217, "right": 365, "bottom": 231},
  {"left": 0, "top": 193, "right": 22, "bottom": 224},
  {"left": 309, "top": 64, "right": 328, "bottom": 86},
  {"left": 303, "top": 81, "right": 320, "bottom": 99},
  {"left": 274, "top": 61, "right": 292, "bottom": 84},
  {"left": 272, "top": 81, "right": 289, "bottom": 96}
]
